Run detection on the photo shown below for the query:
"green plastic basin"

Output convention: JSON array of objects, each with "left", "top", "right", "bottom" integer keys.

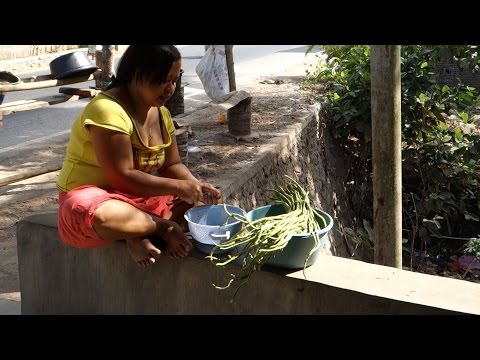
[{"left": 241, "top": 204, "right": 334, "bottom": 269}]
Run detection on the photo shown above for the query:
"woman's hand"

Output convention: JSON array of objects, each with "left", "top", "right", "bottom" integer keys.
[
  {"left": 177, "top": 179, "right": 222, "bottom": 205},
  {"left": 199, "top": 179, "right": 222, "bottom": 205}
]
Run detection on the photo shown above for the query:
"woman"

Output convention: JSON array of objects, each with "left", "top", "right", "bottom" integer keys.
[{"left": 57, "top": 45, "right": 221, "bottom": 267}]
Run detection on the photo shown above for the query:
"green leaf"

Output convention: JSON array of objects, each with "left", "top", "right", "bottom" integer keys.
[
  {"left": 438, "top": 121, "right": 447, "bottom": 131},
  {"left": 454, "top": 127, "right": 463, "bottom": 141}
]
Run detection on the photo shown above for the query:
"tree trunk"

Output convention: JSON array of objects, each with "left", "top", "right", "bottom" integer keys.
[
  {"left": 224, "top": 45, "right": 236, "bottom": 91},
  {"left": 370, "top": 45, "right": 402, "bottom": 268},
  {"left": 101, "top": 45, "right": 115, "bottom": 90}
]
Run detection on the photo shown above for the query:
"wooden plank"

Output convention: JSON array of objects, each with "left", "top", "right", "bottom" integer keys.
[
  {"left": 0, "top": 94, "right": 80, "bottom": 116},
  {"left": 1, "top": 100, "right": 50, "bottom": 115},
  {"left": 0, "top": 70, "right": 101, "bottom": 92},
  {"left": 20, "top": 74, "right": 54, "bottom": 83},
  {"left": 59, "top": 87, "right": 99, "bottom": 97},
  {"left": 173, "top": 90, "right": 251, "bottom": 127},
  {"left": 0, "top": 99, "right": 39, "bottom": 110}
]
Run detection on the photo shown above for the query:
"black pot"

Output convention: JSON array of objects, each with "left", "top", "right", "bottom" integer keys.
[
  {"left": 0, "top": 71, "right": 21, "bottom": 85},
  {"left": 49, "top": 51, "right": 98, "bottom": 79},
  {"left": 0, "top": 71, "right": 21, "bottom": 105}
]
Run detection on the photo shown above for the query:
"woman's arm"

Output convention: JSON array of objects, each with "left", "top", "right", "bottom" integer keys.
[
  {"left": 159, "top": 132, "right": 196, "bottom": 181},
  {"left": 160, "top": 133, "right": 221, "bottom": 202},
  {"left": 90, "top": 126, "right": 219, "bottom": 203}
]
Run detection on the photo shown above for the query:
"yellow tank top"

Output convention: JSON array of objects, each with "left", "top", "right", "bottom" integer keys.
[{"left": 57, "top": 92, "right": 176, "bottom": 192}]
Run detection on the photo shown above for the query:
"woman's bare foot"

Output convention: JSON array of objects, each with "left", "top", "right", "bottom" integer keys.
[
  {"left": 180, "top": 219, "right": 189, "bottom": 233},
  {"left": 126, "top": 238, "right": 162, "bottom": 267},
  {"left": 161, "top": 222, "right": 193, "bottom": 259}
]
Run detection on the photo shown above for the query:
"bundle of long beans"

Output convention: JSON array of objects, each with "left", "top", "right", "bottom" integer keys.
[{"left": 207, "top": 175, "right": 328, "bottom": 300}]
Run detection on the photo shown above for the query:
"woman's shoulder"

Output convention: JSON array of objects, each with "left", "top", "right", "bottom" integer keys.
[
  {"left": 159, "top": 106, "right": 171, "bottom": 118},
  {"left": 89, "top": 92, "right": 124, "bottom": 110},
  {"left": 82, "top": 92, "right": 133, "bottom": 132},
  {"left": 84, "top": 92, "right": 128, "bottom": 117},
  {"left": 159, "top": 106, "right": 175, "bottom": 133}
]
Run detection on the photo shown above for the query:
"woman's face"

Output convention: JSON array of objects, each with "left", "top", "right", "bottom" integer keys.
[{"left": 141, "top": 59, "right": 182, "bottom": 107}]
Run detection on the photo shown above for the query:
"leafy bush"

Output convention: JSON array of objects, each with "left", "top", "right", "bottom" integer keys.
[{"left": 308, "top": 45, "right": 480, "bottom": 252}]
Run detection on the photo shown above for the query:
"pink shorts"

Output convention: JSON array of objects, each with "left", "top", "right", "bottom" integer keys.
[{"left": 58, "top": 185, "right": 178, "bottom": 249}]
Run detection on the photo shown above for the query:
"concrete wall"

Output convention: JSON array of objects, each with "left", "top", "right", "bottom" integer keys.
[
  {"left": 0, "top": 45, "right": 83, "bottom": 61},
  {"left": 17, "top": 212, "right": 467, "bottom": 315},
  {"left": 16, "top": 107, "right": 480, "bottom": 315},
  {"left": 0, "top": 46, "right": 128, "bottom": 74},
  {"left": 0, "top": 46, "right": 86, "bottom": 74}
]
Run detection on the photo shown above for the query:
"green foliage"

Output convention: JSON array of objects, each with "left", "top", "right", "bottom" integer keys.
[
  {"left": 435, "top": 45, "right": 480, "bottom": 74},
  {"left": 312, "top": 45, "right": 372, "bottom": 138},
  {"left": 307, "top": 45, "right": 480, "bottom": 249},
  {"left": 343, "top": 219, "right": 374, "bottom": 249},
  {"left": 464, "top": 237, "right": 480, "bottom": 259}
]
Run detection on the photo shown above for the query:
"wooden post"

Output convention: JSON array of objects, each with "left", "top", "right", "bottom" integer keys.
[
  {"left": 370, "top": 45, "right": 402, "bottom": 268},
  {"left": 227, "top": 96, "right": 251, "bottom": 136},
  {"left": 95, "top": 50, "right": 103, "bottom": 89},
  {"left": 225, "top": 45, "right": 236, "bottom": 92},
  {"left": 101, "top": 45, "right": 116, "bottom": 90}
]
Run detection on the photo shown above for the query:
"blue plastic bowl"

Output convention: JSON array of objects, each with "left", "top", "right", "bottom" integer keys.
[
  {"left": 236, "top": 204, "right": 333, "bottom": 269},
  {"left": 184, "top": 204, "right": 246, "bottom": 254}
]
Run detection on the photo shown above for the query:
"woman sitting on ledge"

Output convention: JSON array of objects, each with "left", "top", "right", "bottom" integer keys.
[{"left": 56, "top": 45, "right": 221, "bottom": 267}]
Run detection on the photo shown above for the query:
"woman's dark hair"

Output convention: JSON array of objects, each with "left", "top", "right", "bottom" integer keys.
[{"left": 108, "top": 45, "right": 181, "bottom": 89}]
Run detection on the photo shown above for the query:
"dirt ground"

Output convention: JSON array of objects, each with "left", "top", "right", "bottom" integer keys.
[{"left": 184, "top": 77, "right": 317, "bottom": 180}]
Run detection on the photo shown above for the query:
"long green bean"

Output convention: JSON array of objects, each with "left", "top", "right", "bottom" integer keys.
[{"left": 209, "top": 175, "right": 329, "bottom": 301}]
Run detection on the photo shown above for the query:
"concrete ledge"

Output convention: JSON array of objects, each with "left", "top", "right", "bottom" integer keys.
[
  {"left": 17, "top": 212, "right": 478, "bottom": 315},
  {"left": 15, "top": 106, "right": 480, "bottom": 315}
]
